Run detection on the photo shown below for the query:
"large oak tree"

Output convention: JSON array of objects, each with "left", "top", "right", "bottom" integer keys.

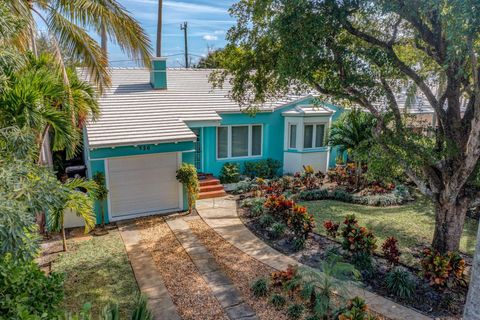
[{"left": 215, "top": 0, "right": 480, "bottom": 255}]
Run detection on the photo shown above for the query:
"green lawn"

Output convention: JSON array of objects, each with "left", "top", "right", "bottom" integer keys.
[
  {"left": 52, "top": 229, "right": 139, "bottom": 317},
  {"left": 300, "top": 198, "right": 478, "bottom": 265}
]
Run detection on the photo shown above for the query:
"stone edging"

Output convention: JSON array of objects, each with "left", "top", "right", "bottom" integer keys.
[
  {"left": 117, "top": 222, "right": 181, "bottom": 320},
  {"left": 195, "top": 197, "right": 432, "bottom": 320}
]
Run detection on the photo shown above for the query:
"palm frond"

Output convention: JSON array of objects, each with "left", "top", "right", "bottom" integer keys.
[
  {"left": 46, "top": 10, "right": 110, "bottom": 92},
  {"left": 55, "top": 0, "right": 152, "bottom": 67}
]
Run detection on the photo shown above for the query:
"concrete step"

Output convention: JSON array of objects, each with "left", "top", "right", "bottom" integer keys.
[
  {"left": 200, "top": 184, "right": 225, "bottom": 193},
  {"left": 198, "top": 190, "right": 227, "bottom": 199}
]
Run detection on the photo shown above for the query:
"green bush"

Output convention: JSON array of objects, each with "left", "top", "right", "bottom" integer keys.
[
  {"left": 241, "top": 197, "right": 265, "bottom": 217},
  {"left": 385, "top": 268, "right": 416, "bottom": 300},
  {"left": 293, "top": 237, "right": 306, "bottom": 251},
  {"left": 219, "top": 162, "right": 241, "bottom": 183},
  {"left": 271, "top": 222, "right": 286, "bottom": 239},
  {"left": 0, "top": 254, "right": 64, "bottom": 319},
  {"left": 176, "top": 163, "right": 199, "bottom": 213},
  {"left": 259, "top": 214, "right": 275, "bottom": 228},
  {"left": 269, "top": 293, "right": 286, "bottom": 310},
  {"left": 297, "top": 188, "right": 329, "bottom": 201},
  {"left": 233, "top": 178, "right": 256, "bottom": 194},
  {"left": 286, "top": 303, "right": 304, "bottom": 319},
  {"left": 332, "top": 189, "right": 353, "bottom": 202},
  {"left": 243, "top": 158, "right": 282, "bottom": 179},
  {"left": 251, "top": 278, "right": 269, "bottom": 297}
]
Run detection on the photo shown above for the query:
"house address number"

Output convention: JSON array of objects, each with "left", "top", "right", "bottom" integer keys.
[{"left": 138, "top": 145, "right": 150, "bottom": 151}]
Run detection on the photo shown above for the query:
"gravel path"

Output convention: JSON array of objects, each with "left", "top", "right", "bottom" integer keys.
[
  {"left": 187, "top": 219, "right": 289, "bottom": 320},
  {"left": 136, "top": 217, "right": 228, "bottom": 320}
]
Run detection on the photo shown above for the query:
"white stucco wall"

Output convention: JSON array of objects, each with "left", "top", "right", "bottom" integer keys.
[
  {"left": 283, "top": 150, "right": 329, "bottom": 174},
  {"left": 63, "top": 208, "right": 85, "bottom": 229}
]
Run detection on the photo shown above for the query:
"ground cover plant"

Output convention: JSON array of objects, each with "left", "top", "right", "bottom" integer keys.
[{"left": 52, "top": 230, "right": 139, "bottom": 318}]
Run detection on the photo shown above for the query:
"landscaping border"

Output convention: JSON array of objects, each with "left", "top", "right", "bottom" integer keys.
[{"left": 196, "top": 196, "right": 432, "bottom": 320}]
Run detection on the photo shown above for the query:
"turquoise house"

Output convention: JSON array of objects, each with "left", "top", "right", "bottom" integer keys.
[{"left": 82, "top": 58, "right": 343, "bottom": 223}]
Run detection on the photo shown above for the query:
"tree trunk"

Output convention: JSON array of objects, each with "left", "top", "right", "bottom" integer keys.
[
  {"left": 464, "top": 221, "right": 480, "bottom": 319},
  {"left": 100, "top": 202, "right": 105, "bottom": 229},
  {"left": 61, "top": 224, "right": 67, "bottom": 252},
  {"left": 431, "top": 198, "right": 468, "bottom": 253}
]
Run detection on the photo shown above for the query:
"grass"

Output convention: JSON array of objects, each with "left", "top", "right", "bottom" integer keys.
[
  {"left": 52, "top": 229, "right": 139, "bottom": 317},
  {"left": 300, "top": 197, "right": 478, "bottom": 264}
]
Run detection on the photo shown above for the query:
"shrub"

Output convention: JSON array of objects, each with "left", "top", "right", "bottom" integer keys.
[
  {"left": 420, "top": 248, "right": 466, "bottom": 288},
  {"left": 332, "top": 189, "right": 354, "bottom": 202},
  {"left": 286, "top": 303, "right": 304, "bottom": 319},
  {"left": 300, "top": 165, "right": 323, "bottom": 190},
  {"left": 382, "top": 237, "right": 401, "bottom": 266},
  {"left": 287, "top": 205, "right": 315, "bottom": 239},
  {"left": 241, "top": 197, "right": 266, "bottom": 217},
  {"left": 176, "top": 163, "right": 199, "bottom": 213},
  {"left": 243, "top": 158, "right": 282, "bottom": 179},
  {"left": 293, "top": 237, "right": 306, "bottom": 251},
  {"left": 323, "top": 220, "right": 340, "bottom": 238},
  {"left": 270, "top": 265, "right": 299, "bottom": 288},
  {"left": 337, "top": 297, "right": 376, "bottom": 320},
  {"left": 269, "top": 293, "right": 286, "bottom": 310},
  {"left": 0, "top": 254, "right": 64, "bottom": 319},
  {"left": 259, "top": 214, "right": 275, "bottom": 228},
  {"left": 234, "top": 178, "right": 256, "bottom": 194},
  {"left": 297, "top": 188, "right": 329, "bottom": 201},
  {"left": 271, "top": 222, "right": 286, "bottom": 238},
  {"left": 264, "top": 194, "right": 294, "bottom": 217},
  {"left": 341, "top": 215, "right": 377, "bottom": 256},
  {"left": 219, "top": 162, "right": 240, "bottom": 183},
  {"left": 385, "top": 268, "right": 416, "bottom": 300},
  {"left": 251, "top": 278, "right": 269, "bottom": 297}
]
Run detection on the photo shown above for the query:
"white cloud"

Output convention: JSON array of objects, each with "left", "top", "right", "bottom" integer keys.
[{"left": 202, "top": 34, "right": 218, "bottom": 41}]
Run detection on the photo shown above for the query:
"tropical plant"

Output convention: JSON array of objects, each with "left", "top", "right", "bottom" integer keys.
[
  {"left": 0, "top": 254, "right": 65, "bottom": 319},
  {"left": 219, "top": 162, "right": 241, "bottom": 183},
  {"left": 93, "top": 172, "right": 109, "bottom": 230},
  {"left": 271, "top": 222, "right": 286, "bottom": 239},
  {"left": 7, "top": 0, "right": 151, "bottom": 92},
  {"left": 382, "top": 237, "right": 401, "bottom": 266},
  {"left": 269, "top": 293, "right": 286, "bottom": 310},
  {"left": 49, "top": 178, "right": 98, "bottom": 251},
  {"left": 259, "top": 214, "right": 275, "bottom": 228},
  {"left": 420, "top": 248, "right": 466, "bottom": 288},
  {"left": 323, "top": 220, "right": 340, "bottom": 238},
  {"left": 286, "top": 303, "right": 304, "bottom": 319},
  {"left": 328, "top": 109, "right": 377, "bottom": 188},
  {"left": 176, "top": 163, "right": 199, "bottom": 214},
  {"left": 341, "top": 215, "right": 377, "bottom": 256},
  {"left": 336, "top": 297, "right": 377, "bottom": 320},
  {"left": 297, "top": 256, "right": 360, "bottom": 319},
  {"left": 287, "top": 204, "right": 315, "bottom": 239},
  {"left": 250, "top": 278, "right": 269, "bottom": 297},
  {"left": 385, "top": 268, "right": 416, "bottom": 300},
  {"left": 243, "top": 158, "right": 282, "bottom": 179}
]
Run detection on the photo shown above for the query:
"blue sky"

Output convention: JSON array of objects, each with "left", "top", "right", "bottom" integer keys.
[{"left": 109, "top": 0, "right": 236, "bottom": 67}]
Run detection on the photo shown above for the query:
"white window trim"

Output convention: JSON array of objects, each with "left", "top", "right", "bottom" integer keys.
[
  {"left": 288, "top": 123, "right": 297, "bottom": 149},
  {"left": 303, "top": 123, "right": 327, "bottom": 149},
  {"left": 217, "top": 124, "right": 263, "bottom": 160}
]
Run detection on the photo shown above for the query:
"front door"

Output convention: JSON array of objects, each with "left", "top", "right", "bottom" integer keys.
[{"left": 192, "top": 128, "right": 202, "bottom": 172}]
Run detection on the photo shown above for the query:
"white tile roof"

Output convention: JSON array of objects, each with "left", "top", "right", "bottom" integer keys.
[
  {"left": 82, "top": 68, "right": 310, "bottom": 148},
  {"left": 282, "top": 104, "right": 334, "bottom": 116}
]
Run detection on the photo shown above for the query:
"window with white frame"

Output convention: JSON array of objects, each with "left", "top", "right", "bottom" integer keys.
[
  {"left": 303, "top": 124, "right": 326, "bottom": 149},
  {"left": 217, "top": 125, "right": 263, "bottom": 159},
  {"left": 289, "top": 124, "right": 297, "bottom": 149}
]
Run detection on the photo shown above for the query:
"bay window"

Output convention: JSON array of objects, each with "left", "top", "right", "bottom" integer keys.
[
  {"left": 303, "top": 123, "right": 326, "bottom": 149},
  {"left": 217, "top": 125, "right": 263, "bottom": 159}
]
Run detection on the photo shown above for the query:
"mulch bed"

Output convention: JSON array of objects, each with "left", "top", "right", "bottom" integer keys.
[
  {"left": 238, "top": 201, "right": 468, "bottom": 319},
  {"left": 187, "top": 218, "right": 289, "bottom": 320},
  {"left": 136, "top": 216, "right": 228, "bottom": 320}
]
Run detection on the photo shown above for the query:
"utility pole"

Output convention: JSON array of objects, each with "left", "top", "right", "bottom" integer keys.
[
  {"left": 180, "top": 22, "right": 189, "bottom": 68},
  {"left": 156, "top": 0, "right": 163, "bottom": 56}
]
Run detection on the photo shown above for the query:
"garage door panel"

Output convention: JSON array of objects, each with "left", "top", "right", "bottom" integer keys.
[{"left": 108, "top": 153, "right": 180, "bottom": 218}]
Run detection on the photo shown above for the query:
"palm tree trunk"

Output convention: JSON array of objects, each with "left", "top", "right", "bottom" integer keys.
[
  {"left": 463, "top": 221, "right": 480, "bottom": 319},
  {"left": 29, "top": 23, "right": 38, "bottom": 57},
  {"left": 61, "top": 224, "right": 67, "bottom": 252},
  {"left": 156, "top": 0, "right": 163, "bottom": 57},
  {"left": 100, "top": 202, "right": 105, "bottom": 229}
]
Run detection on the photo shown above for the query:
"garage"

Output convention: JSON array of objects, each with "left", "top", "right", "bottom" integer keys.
[{"left": 107, "top": 152, "right": 181, "bottom": 220}]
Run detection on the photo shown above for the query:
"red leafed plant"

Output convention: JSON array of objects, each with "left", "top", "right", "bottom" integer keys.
[
  {"left": 420, "top": 248, "right": 466, "bottom": 288},
  {"left": 270, "top": 265, "right": 299, "bottom": 287},
  {"left": 381, "top": 237, "right": 400, "bottom": 266},
  {"left": 323, "top": 220, "right": 340, "bottom": 238},
  {"left": 287, "top": 204, "right": 315, "bottom": 239},
  {"left": 341, "top": 215, "right": 377, "bottom": 255},
  {"left": 264, "top": 194, "right": 294, "bottom": 217}
]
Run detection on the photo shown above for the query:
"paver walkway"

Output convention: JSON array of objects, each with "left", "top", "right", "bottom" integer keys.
[
  {"left": 167, "top": 216, "right": 258, "bottom": 320},
  {"left": 118, "top": 222, "right": 181, "bottom": 320},
  {"left": 196, "top": 196, "right": 432, "bottom": 320}
]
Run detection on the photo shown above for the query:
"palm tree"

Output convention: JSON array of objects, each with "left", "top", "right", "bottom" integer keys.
[
  {"left": 328, "top": 108, "right": 377, "bottom": 188},
  {"left": 0, "top": 53, "right": 99, "bottom": 159},
  {"left": 7, "top": 0, "right": 152, "bottom": 92},
  {"left": 49, "top": 178, "right": 98, "bottom": 251}
]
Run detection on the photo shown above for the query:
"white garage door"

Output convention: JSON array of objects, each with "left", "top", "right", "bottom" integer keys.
[{"left": 107, "top": 153, "right": 180, "bottom": 220}]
